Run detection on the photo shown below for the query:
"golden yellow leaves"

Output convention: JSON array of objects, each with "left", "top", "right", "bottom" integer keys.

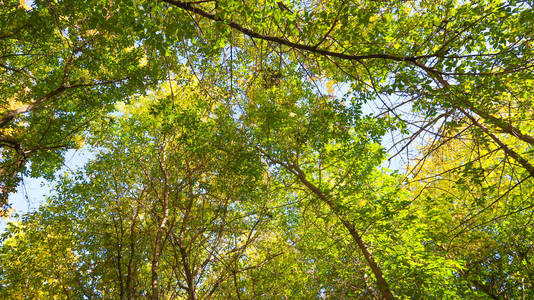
[
  {"left": 326, "top": 80, "right": 335, "bottom": 94},
  {"left": 19, "top": 0, "right": 31, "bottom": 10}
]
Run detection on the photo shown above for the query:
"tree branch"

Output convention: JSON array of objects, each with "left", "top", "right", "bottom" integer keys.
[
  {"left": 161, "top": 0, "right": 418, "bottom": 63},
  {"left": 257, "top": 147, "right": 395, "bottom": 300},
  {"left": 0, "top": 78, "right": 126, "bottom": 128}
]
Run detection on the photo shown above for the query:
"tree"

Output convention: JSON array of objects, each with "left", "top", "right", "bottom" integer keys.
[
  {"left": 238, "top": 69, "right": 463, "bottom": 298},
  {"left": 0, "top": 0, "right": 172, "bottom": 205},
  {"left": 407, "top": 119, "right": 534, "bottom": 298},
  {"left": 0, "top": 0, "right": 532, "bottom": 299},
  {"left": 3, "top": 0, "right": 532, "bottom": 205}
]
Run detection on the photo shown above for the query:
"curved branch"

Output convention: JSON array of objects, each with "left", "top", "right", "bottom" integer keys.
[
  {"left": 462, "top": 110, "right": 534, "bottom": 177},
  {"left": 257, "top": 148, "right": 396, "bottom": 300},
  {"left": 161, "top": 0, "right": 418, "bottom": 63},
  {"left": 414, "top": 64, "right": 534, "bottom": 177},
  {"left": 0, "top": 85, "right": 66, "bottom": 128},
  {"left": 0, "top": 78, "right": 127, "bottom": 128}
]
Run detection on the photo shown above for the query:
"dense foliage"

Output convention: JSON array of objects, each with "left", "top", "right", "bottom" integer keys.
[{"left": 1, "top": 0, "right": 532, "bottom": 298}]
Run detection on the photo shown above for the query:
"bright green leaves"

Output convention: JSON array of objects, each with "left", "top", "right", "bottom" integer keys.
[
  {"left": 0, "top": 0, "right": 532, "bottom": 298},
  {"left": 0, "top": 0, "right": 171, "bottom": 206},
  {"left": 0, "top": 76, "right": 273, "bottom": 298},
  {"left": 407, "top": 118, "right": 534, "bottom": 298},
  {"left": 0, "top": 207, "right": 83, "bottom": 298}
]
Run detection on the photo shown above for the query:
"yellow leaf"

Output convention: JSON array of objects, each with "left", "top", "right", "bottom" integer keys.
[
  {"left": 19, "top": 0, "right": 31, "bottom": 10},
  {"left": 139, "top": 56, "right": 148, "bottom": 67},
  {"left": 326, "top": 80, "right": 335, "bottom": 94}
]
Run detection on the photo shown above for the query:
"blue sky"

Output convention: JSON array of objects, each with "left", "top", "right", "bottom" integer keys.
[{"left": 0, "top": 149, "right": 94, "bottom": 231}]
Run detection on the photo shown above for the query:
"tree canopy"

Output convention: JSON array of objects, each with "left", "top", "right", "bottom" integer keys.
[{"left": 1, "top": 0, "right": 533, "bottom": 298}]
